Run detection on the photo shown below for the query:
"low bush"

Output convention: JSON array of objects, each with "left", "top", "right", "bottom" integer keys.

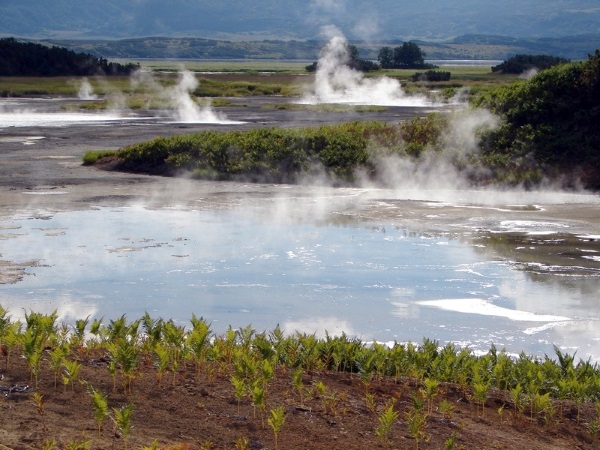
[
  {"left": 82, "top": 150, "right": 118, "bottom": 165},
  {"left": 412, "top": 70, "right": 451, "bottom": 82},
  {"left": 115, "top": 118, "right": 445, "bottom": 184}
]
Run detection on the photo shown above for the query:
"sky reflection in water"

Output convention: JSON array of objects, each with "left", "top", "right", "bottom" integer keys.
[{"left": 2, "top": 205, "right": 600, "bottom": 360}]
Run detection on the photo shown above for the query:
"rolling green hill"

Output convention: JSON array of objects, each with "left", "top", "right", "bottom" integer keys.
[{"left": 41, "top": 34, "right": 600, "bottom": 61}]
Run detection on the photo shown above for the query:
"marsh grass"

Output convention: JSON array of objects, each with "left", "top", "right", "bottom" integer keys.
[
  {"left": 1, "top": 64, "right": 515, "bottom": 99},
  {"left": 126, "top": 59, "right": 309, "bottom": 74}
]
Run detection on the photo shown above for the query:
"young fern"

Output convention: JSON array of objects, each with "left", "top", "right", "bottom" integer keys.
[
  {"left": 231, "top": 375, "right": 247, "bottom": 415},
  {"left": 62, "top": 359, "right": 81, "bottom": 393},
  {"left": 268, "top": 406, "right": 286, "bottom": 450},
  {"left": 376, "top": 400, "right": 398, "bottom": 447},
  {"left": 89, "top": 387, "right": 109, "bottom": 439},
  {"left": 112, "top": 403, "right": 134, "bottom": 449}
]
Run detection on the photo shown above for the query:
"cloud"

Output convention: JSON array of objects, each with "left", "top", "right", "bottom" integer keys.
[
  {"left": 311, "top": 0, "right": 347, "bottom": 15},
  {"left": 352, "top": 13, "right": 380, "bottom": 40}
]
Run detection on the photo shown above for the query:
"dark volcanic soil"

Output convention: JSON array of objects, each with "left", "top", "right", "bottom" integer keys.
[{"left": 1, "top": 350, "right": 597, "bottom": 449}]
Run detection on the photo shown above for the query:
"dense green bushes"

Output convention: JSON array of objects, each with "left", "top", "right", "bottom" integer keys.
[
  {"left": 412, "top": 70, "right": 451, "bottom": 82},
  {"left": 116, "top": 120, "right": 443, "bottom": 184},
  {"left": 474, "top": 50, "right": 600, "bottom": 189}
]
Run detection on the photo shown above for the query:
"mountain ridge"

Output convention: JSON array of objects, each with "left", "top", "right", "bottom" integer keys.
[
  {"left": 35, "top": 33, "right": 600, "bottom": 61},
  {"left": 2, "top": 0, "right": 600, "bottom": 41}
]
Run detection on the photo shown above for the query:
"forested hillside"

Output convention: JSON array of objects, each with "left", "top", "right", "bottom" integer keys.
[{"left": 0, "top": 38, "right": 138, "bottom": 76}]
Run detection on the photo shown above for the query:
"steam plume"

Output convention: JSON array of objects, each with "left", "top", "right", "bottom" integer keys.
[
  {"left": 362, "top": 108, "right": 500, "bottom": 196},
  {"left": 170, "top": 70, "right": 226, "bottom": 123},
  {"left": 300, "top": 28, "right": 431, "bottom": 106},
  {"left": 77, "top": 78, "right": 97, "bottom": 100},
  {"left": 131, "top": 69, "right": 242, "bottom": 124}
]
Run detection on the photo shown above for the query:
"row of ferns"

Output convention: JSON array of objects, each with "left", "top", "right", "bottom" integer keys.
[{"left": 2, "top": 305, "right": 600, "bottom": 447}]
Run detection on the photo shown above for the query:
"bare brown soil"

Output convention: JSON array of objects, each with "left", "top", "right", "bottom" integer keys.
[{"left": 0, "top": 352, "right": 597, "bottom": 450}]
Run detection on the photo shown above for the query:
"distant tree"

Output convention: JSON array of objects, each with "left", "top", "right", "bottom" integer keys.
[
  {"left": 305, "top": 43, "right": 379, "bottom": 73},
  {"left": 377, "top": 46, "right": 395, "bottom": 69},
  {"left": 394, "top": 42, "right": 426, "bottom": 68},
  {"left": 374, "top": 42, "right": 435, "bottom": 70},
  {"left": 305, "top": 61, "right": 318, "bottom": 72},
  {"left": 492, "top": 54, "right": 569, "bottom": 74},
  {"left": 347, "top": 44, "right": 360, "bottom": 62}
]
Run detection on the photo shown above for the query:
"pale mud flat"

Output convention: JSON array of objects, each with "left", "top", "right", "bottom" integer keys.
[
  {"left": 1, "top": 96, "right": 600, "bottom": 360},
  {"left": 0, "top": 97, "right": 597, "bottom": 226}
]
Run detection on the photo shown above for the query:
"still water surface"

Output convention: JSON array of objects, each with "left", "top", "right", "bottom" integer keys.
[{"left": 2, "top": 198, "right": 600, "bottom": 361}]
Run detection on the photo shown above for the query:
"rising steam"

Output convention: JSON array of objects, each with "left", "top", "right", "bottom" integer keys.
[
  {"left": 131, "top": 69, "right": 243, "bottom": 124},
  {"left": 77, "top": 78, "right": 97, "bottom": 100},
  {"left": 169, "top": 70, "right": 229, "bottom": 123},
  {"left": 357, "top": 107, "right": 501, "bottom": 199},
  {"left": 300, "top": 28, "right": 431, "bottom": 106}
]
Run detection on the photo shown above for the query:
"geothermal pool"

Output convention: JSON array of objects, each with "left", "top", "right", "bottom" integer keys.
[
  {"left": 1, "top": 62, "right": 599, "bottom": 362},
  {"left": 2, "top": 193, "right": 600, "bottom": 361}
]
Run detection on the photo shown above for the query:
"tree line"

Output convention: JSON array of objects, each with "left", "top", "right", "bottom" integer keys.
[
  {"left": 0, "top": 38, "right": 139, "bottom": 76},
  {"left": 306, "top": 41, "right": 436, "bottom": 73},
  {"left": 492, "top": 54, "right": 569, "bottom": 74}
]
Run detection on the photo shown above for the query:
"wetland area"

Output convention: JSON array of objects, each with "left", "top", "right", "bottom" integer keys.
[{"left": 1, "top": 85, "right": 600, "bottom": 448}]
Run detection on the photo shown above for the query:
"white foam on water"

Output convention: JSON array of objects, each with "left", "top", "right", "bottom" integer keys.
[
  {"left": 498, "top": 220, "right": 570, "bottom": 233},
  {"left": 22, "top": 191, "right": 68, "bottom": 195},
  {"left": 583, "top": 256, "right": 600, "bottom": 262},
  {"left": 417, "top": 298, "right": 572, "bottom": 322},
  {"left": 578, "top": 235, "right": 600, "bottom": 240},
  {"left": 523, "top": 321, "right": 571, "bottom": 335}
]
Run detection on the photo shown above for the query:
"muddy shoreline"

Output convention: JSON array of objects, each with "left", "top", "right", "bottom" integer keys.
[
  {"left": 0, "top": 96, "right": 441, "bottom": 213},
  {"left": 1, "top": 96, "right": 598, "bottom": 227}
]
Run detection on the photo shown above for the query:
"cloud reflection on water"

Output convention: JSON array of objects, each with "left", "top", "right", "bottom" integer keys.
[{"left": 1, "top": 204, "right": 600, "bottom": 360}]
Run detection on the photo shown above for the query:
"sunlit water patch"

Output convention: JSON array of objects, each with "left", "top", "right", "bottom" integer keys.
[
  {"left": 0, "top": 111, "right": 149, "bottom": 127},
  {"left": 2, "top": 205, "right": 600, "bottom": 360},
  {"left": 0, "top": 110, "right": 244, "bottom": 128}
]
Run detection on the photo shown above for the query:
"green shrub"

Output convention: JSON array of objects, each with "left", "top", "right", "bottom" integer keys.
[
  {"left": 82, "top": 150, "right": 117, "bottom": 165},
  {"left": 474, "top": 50, "right": 600, "bottom": 189}
]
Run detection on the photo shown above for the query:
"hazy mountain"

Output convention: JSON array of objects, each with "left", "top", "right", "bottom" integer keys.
[{"left": 2, "top": 0, "right": 600, "bottom": 41}]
